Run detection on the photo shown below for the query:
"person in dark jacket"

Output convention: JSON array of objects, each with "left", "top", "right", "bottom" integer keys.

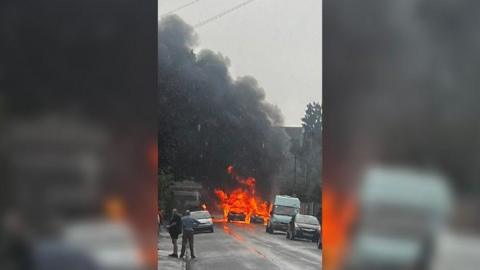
[
  {"left": 179, "top": 210, "right": 200, "bottom": 259},
  {"left": 166, "top": 208, "right": 182, "bottom": 258}
]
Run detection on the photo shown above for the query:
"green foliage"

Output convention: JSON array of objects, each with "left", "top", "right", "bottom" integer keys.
[
  {"left": 297, "top": 102, "right": 322, "bottom": 201},
  {"left": 158, "top": 171, "right": 175, "bottom": 211},
  {"left": 302, "top": 102, "right": 322, "bottom": 138}
]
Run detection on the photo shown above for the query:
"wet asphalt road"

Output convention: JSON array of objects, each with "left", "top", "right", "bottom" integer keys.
[{"left": 187, "top": 222, "right": 322, "bottom": 270}]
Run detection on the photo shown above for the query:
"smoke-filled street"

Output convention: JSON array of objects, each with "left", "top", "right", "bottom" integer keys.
[
  {"left": 158, "top": 3, "right": 322, "bottom": 270},
  {"left": 158, "top": 223, "right": 321, "bottom": 270}
]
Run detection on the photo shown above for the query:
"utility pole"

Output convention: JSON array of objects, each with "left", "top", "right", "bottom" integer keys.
[
  {"left": 305, "top": 162, "right": 308, "bottom": 185},
  {"left": 294, "top": 154, "right": 297, "bottom": 188}
]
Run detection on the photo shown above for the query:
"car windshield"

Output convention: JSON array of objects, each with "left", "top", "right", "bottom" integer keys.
[
  {"left": 296, "top": 215, "right": 319, "bottom": 225},
  {"left": 273, "top": 205, "right": 297, "bottom": 216},
  {"left": 191, "top": 211, "right": 211, "bottom": 219}
]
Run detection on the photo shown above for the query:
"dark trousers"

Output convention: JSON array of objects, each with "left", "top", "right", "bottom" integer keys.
[
  {"left": 180, "top": 230, "right": 194, "bottom": 257},
  {"left": 171, "top": 237, "right": 178, "bottom": 255}
]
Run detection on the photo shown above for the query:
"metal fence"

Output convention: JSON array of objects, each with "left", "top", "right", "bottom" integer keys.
[{"left": 300, "top": 202, "right": 321, "bottom": 216}]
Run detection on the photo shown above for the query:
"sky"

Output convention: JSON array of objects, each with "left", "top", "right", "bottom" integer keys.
[{"left": 158, "top": 0, "right": 322, "bottom": 126}]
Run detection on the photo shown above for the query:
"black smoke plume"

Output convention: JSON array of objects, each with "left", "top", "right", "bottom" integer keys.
[{"left": 158, "top": 15, "right": 289, "bottom": 196}]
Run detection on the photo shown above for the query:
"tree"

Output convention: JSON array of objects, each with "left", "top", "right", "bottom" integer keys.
[
  {"left": 302, "top": 102, "right": 322, "bottom": 138},
  {"left": 158, "top": 170, "right": 175, "bottom": 212},
  {"left": 300, "top": 102, "right": 322, "bottom": 201}
]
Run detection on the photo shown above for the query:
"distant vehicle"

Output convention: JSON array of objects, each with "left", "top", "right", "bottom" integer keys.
[
  {"left": 345, "top": 167, "right": 451, "bottom": 269},
  {"left": 266, "top": 195, "right": 300, "bottom": 233},
  {"left": 191, "top": 210, "right": 214, "bottom": 233},
  {"left": 286, "top": 214, "right": 320, "bottom": 241},
  {"left": 171, "top": 181, "right": 203, "bottom": 213},
  {"left": 227, "top": 210, "right": 246, "bottom": 222}
]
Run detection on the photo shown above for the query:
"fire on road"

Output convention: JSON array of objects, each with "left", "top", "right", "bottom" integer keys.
[{"left": 214, "top": 166, "right": 272, "bottom": 225}]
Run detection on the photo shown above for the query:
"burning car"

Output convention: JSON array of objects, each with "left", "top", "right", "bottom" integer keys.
[
  {"left": 227, "top": 210, "right": 247, "bottom": 222},
  {"left": 250, "top": 215, "right": 265, "bottom": 224},
  {"left": 214, "top": 166, "right": 271, "bottom": 224},
  {"left": 225, "top": 189, "right": 250, "bottom": 223},
  {"left": 252, "top": 201, "right": 271, "bottom": 224}
]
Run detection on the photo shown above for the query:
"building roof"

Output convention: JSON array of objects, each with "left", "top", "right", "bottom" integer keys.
[
  {"left": 171, "top": 180, "right": 203, "bottom": 191},
  {"left": 283, "top": 127, "right": 303, "bottom": 141}
]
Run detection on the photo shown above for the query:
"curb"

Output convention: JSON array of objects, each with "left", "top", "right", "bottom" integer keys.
[{"left": 158, "top": 232, "right": 186, "bottom": 270}]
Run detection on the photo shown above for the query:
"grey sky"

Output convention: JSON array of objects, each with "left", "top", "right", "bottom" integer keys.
[{"left": 159, "top": 0, "right": 322, "bottom": 126}]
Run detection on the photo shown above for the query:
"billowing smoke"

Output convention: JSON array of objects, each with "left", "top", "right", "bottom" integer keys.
[
  {"left": 158, "top": 15, "right": 289, "bottom": 196},
  {"left": 324, "top": 0, "right": 480, "bottom": 193}
]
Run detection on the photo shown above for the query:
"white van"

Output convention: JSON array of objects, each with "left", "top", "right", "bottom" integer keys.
[{"left": 266, "top": 195, "right": 301, "bottom": 233}]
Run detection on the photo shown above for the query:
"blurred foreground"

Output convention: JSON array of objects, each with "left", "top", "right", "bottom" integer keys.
[
  {"left": 324, "top": 0, "right": 480, "bottom": 269},
  {"left": 1, "top": 116, "right": 156, "bottom": 270},
  {"left": 0, "top": 0, "right": 157, "bottom": 269}
]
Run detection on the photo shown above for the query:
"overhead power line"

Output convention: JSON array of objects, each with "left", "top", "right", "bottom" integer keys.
[
  {"left": 194, "top": 0, "right": 257, "bottom": 28},
  {"left": 160, "top": 0, "right": 201, "bottom": 18}
]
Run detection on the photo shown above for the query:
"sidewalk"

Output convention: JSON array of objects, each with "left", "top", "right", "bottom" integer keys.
[{"left": 158, "top": 227, "right": 186, "bottom": 270}]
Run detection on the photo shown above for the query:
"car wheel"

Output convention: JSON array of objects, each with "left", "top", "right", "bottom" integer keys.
[{"left": 210, "top": 228, "right": 214, "bottom": 233}]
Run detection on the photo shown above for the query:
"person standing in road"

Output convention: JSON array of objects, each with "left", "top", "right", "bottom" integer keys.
[
  {"left": 179, "top": 210, "right": 200, "bottom": 259},
  {"left": 158, "top": 209, "right": 165, "bottom": 232},
  {"left": 166, "top": 208, "right": 182, "bottom": 258},
  {"left": 160, "top": 209, "right": 165, "bottom": 225},
  {"left": 157, "top": 211, "right": 162, "bottom": 233}
]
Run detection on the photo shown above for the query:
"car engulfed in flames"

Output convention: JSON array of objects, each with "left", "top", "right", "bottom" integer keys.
[{"left": 214, "top": 166, "right": 272, "bottom": 225}]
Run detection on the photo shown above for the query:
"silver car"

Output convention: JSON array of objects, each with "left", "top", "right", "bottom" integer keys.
[{"left": 191, "top": 210, "right": 214, "bottom": 233}]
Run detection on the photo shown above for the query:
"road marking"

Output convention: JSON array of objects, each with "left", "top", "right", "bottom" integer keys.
[
  {"left": 220, "top": 223, "right": 269, "bottom": 259},
  {"left": 226, "top": 223, "right": 322, "bottom": 269}
]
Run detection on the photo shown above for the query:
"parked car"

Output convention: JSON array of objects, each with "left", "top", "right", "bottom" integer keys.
[
  {"left": 191, "top": 210, "right": 214, "bottom": 233},
  {"left": 286, "top": 214, "right": 320, "bottom": 241}
]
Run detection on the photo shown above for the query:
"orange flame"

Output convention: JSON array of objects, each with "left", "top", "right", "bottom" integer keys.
[{"left": 214, "top": 166, "right": 270, "bottom": 224}]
